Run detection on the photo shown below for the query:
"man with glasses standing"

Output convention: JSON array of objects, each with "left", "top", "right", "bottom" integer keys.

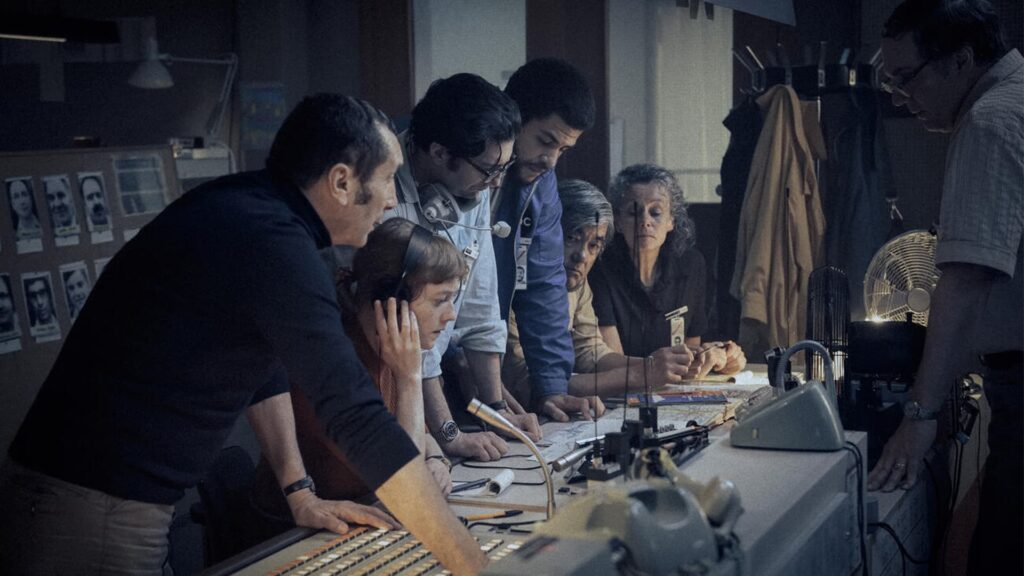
[
  {"left": 867, "top": 1, "right": 1022, "bottom": 573},
  {"left": 379, "top": 73, "right": 542, "bottom": 461}
]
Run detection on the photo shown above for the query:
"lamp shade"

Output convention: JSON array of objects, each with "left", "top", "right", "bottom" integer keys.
[{"left": 129, "top": 58, "right": 174, "bottom": 89}]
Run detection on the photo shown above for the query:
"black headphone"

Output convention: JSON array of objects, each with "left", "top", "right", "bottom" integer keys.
[{"left": 393, "top": 224, "right": 435, "bottom": 302}]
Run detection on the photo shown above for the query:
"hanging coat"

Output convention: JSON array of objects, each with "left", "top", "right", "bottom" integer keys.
[{"left": 730, "top": 85, "right": 826, "bottom": 354}]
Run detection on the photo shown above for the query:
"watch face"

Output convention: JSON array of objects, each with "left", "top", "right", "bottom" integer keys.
[{"left": 440, "top": 420, "right": 459, "bottom": 443}]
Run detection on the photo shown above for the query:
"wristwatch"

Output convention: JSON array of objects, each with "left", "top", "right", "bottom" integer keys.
[
  {"left": 437, "top": 419, "right": 460, "bottom": 444},
  {"left": 282, "top": 475, "right": 316, "bottom": 497},
  {"left": 903, "top": 400, "right": 940, "bottom": 421}
]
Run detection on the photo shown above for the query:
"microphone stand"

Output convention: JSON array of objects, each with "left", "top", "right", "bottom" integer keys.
[{"left": 467, "top": 399, "right": 555, "bottom": 520}]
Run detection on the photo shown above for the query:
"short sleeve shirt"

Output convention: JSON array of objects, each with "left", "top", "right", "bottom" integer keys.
[
  {"left": 936, "top": 49, "right": 1024, "bottom": 355},
  {"left": 590, "top": 238, "right": 708, "bottom": 357}
]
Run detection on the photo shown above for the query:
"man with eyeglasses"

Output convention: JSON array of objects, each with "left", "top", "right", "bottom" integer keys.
[
  {"left": 867, "top": 1, "right": 1022, "bottom": 573},
  {"left": 374, "top": 73, "right": 542, "bottom": 461}
]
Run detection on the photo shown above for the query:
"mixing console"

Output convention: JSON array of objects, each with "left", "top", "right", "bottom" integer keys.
[{"left": 261, "top": 527, "right": 524, "bottom": 576}]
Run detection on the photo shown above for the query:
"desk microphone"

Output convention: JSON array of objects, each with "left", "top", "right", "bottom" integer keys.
[
  {"left": 552, "top": 445, "right": 593, "bottom": 473},
  {"left": 467, "top": 399, "right": 555, "bottom": 519}
]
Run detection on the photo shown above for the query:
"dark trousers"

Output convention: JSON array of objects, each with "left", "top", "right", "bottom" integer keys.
[
  {"left": 0, "top": 460, "right": 175, "bottom": 575},
  {"left": 968, "top": 354, "right": 1024, "bottom": 574}
]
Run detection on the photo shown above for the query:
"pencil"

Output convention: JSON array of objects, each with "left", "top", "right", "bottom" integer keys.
[{"left": 462, "top": 510, "right": 524, "bottom": 522}]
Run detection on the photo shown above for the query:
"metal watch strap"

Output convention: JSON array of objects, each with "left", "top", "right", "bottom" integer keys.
[
  {"left": 282, "top": 475, "right": 316, "bottom": 497},
  {"left": 437, "top": 419, "right": 460, "bottom": 444}
]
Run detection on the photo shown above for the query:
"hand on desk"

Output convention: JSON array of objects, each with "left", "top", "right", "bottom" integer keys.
[
  {"left": 498, "top": 409, "right": 543, "bottom": 442},
  {"left": 686, "top": 341, "right": 746, "bottom": 378},
  {"left": 643, "top": 345, "right": 694, "bottom": 383},
  {"left": 287, "top": 489, "right": 399, "bottom": 534},
  {"left": 501, "top": 388, "right": 543, "bottom": 441},
  {"left": 425, "top": 457, "right": 454, "bottom": 497},
  {"left": 867, "top": 419, "right": 936, "bottom": 492},
  {"left": 445, "top": 430, "right": 509, "bottom": 461},
  {"left": 541, "top": 393, "right": 606, "bottom": 422}
]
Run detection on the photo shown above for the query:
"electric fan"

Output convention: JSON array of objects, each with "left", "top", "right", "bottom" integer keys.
[{"left": 863, "top": 230, "right": 941, "bottom": 326}]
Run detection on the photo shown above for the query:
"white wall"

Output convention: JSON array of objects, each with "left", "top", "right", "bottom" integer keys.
[
  {"left": 608, "top": 0, "right": 733, "bottom": 202},
  {"left": 413, "top": 0, "right": 526, "bottom": 101},
  {"left": 608, "top": 0, "right": 653, "bottom": 174}
]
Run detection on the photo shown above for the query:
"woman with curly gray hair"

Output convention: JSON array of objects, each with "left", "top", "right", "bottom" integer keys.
[{"left": 590, "top": 163, "right": 745, "bottom": 378}]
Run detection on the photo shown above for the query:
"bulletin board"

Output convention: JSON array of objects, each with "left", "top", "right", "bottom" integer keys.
[{"left": 0, "top": 145, "right": 180, "bottom": 456}]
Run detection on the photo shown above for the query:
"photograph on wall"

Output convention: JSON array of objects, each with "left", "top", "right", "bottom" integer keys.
[
  {"left": 5, "top": 176, "right": 43, "bottom": 254},
  {"left": 42, "top": 174, "right": 82, "bottom": 246},
  {"left": 94, "top": 257, "right": 112, "bottom": 278},
  {"left": 0, "top": 273, "right": 22, "bottom": 354},
  {"left": 59, "top": 261, "right": 92, "bottom": 323},
  {"left": 77, "top": 171, "right": 114, "bottom": 243},
  {"left": 21, "top": 271, "right": 61, "bottom": 342},
  {"left": 113, "top": 153, "right": 168, "bottom": 216}
]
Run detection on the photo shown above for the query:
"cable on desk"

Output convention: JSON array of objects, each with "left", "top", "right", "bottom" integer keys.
[
  {"left": 460, "top": 460, "right": 545, "bottom": 472},
  {"left": 843, "top": 441, "right": 868, "bottom": 575},
  {"left": 466, "top": 519, "right": 537, "bottom": 531},
  {"left": 869, "top": 521, "right": 929, "bottom": 576}
]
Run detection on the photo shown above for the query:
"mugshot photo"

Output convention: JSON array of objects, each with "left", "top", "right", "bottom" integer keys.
[
  {"left": 60, "top": 262, "right": 93, "bottom": 322},
  {"left": 77, "top": 172, "right": 112, "bottom": 234},
  {"left": 42, "top": 174, "right": 81, "bottom": 238},
  {"left": 5, "top": 177, "right": 43, "bottom": 241},
  {"left": 0, "top": 273, "right": 21, "bottom": 340},
  {"left": 21, "top": 271, "right": 61, "bottom": 339}
]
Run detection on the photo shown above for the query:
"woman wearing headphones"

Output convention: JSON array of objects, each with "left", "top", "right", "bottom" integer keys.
[{"left": 250, "top": 218, "right": 466, "bottom": 535}]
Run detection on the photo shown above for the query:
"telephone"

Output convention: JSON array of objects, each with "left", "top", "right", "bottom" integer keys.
[
  {"left": 483, "top": 448, "right": 742, "bottom": 576},
  {"left": 730, "top": 340, "right": 845, "bottom": 452}
]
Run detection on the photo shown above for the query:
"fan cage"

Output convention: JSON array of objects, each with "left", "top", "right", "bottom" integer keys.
[{"left": 864, "top": 230, "right": 940, "bottom": 327}]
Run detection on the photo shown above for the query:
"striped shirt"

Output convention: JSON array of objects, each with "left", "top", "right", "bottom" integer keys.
[{"left": 937, "top": 49, "right": 1024, "bottom": 355}]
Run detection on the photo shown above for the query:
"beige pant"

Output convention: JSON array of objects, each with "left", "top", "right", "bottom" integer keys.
[{"left": 0, "top": 460, "right": 175, "bottom": 575}]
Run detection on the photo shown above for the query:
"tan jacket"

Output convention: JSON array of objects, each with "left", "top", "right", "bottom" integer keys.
[
  {"left": 503, "top": 280, "right": 612, "bottom": 406},
  {"left": 730, "top": 85, "right": 826, "bottom": 352}
]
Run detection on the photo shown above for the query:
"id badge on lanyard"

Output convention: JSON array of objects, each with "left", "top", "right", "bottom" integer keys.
[
  {"left": 514, "top": 205, "right": 535, "bottom": 291},
  {"left": 665, "top": 305, "right": 688, "bottom": 347},
  {"left": 463, "top": 239, "right": 480, "bottom": 284}
]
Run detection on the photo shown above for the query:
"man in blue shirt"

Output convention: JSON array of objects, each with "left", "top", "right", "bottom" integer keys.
[{"left": 494, "top": 58, "right": 606, "bottom": 421}]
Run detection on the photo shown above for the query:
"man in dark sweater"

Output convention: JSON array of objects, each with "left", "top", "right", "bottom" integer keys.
[{"left": 0, "top": 95, "right": 486, "bottom": 575}]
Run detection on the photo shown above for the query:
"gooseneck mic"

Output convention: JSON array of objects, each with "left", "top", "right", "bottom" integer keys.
[{"left": 467, "top": 399, "right": 555, "bottom": 519}]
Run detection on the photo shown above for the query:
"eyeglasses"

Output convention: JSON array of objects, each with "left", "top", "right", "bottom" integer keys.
[
  {"left": 880, "top": 59, "right": 932, "bottom": 96},
  {"left": 462, "top": 153, "right": 517, "bottom": 184}
]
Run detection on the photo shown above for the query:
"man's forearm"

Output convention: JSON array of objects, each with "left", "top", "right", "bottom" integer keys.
[
  {"left": 247, "top": 392, "right": 306, "bottom": 487},
  {"left": 375, "top": 458, "right": 487, "bottom": 575},
  {"left": 568, "top": 366, "right": 633, "bottom": 398},
  {"left": 422, "top": 376, "right": 455, "bottom": 435},
  {"left": 911, "top": 264, "right": 997, "bottom": 411},
  {"left": 462, "top": 349, "right": 504, "bottom": 404}
]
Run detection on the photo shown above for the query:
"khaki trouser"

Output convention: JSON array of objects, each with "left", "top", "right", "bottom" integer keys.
[{"left": 0, "top": 460, "right": 175, "bottom": 575}]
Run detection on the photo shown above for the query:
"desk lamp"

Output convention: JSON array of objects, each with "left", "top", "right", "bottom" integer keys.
[{"left": 129, "top": 37, "right": 238, "bottom": 141}]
